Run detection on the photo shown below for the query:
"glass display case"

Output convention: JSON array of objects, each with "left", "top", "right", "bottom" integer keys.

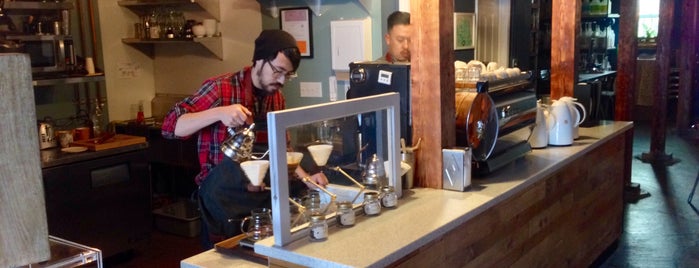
[
  {"left": 22, "top": 236, "right": 102, "bottom": 268},
  {"left": 265, "top": 93, "right": 402, "bottom": 247}
]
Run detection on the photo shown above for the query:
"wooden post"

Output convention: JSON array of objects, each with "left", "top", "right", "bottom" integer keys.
[
  {"left": 410, "top": 0, "right": 455, "bottom": 188},
  {"left": 550, "top": 0, "right": 580, "bottom": 100},
  {"left": 677, "top": 0, "right": 698, "bottom": 130},
  {"left": 0, "top": 54, "right": 50, "bottom": 267},
  {"left": 642, "top": 0, "right": 675, "bottom": 162},
  {"left": 616, "top": 0, "right": 639, "bottom": 121}
]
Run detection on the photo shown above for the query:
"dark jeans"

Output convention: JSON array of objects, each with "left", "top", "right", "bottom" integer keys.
[{"left": 197, "top": 158, "right": 271, "bottom": 248}]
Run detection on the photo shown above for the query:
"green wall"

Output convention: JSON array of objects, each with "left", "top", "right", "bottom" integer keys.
[{"left": 260, "top": 0, "right": 391, "bottom": 108}]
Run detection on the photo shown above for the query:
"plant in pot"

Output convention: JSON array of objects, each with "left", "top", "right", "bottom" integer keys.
[{"left": 642, "top": 23, "right": 657, "bottom": 44}]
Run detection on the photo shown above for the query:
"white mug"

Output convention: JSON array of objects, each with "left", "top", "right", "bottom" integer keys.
[{"left": 202, "top": 19, "right": 217, "bottom": 37}]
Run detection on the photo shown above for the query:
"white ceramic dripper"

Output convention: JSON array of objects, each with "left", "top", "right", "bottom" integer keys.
[
  {"left": 240, "top": 160, "right": 269, "bottom": 186},
  {"left": 307, "top": 144, "right": 333, "bottom": 167}
]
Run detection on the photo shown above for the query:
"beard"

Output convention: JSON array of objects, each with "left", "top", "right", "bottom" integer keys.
[{"left": 254, "top": 67, "right": 284, "bottom": 95}]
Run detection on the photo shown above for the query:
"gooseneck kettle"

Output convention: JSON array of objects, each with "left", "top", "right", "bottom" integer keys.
[{"left": 221, "top": 123, "right": 256, "bottom": 162}]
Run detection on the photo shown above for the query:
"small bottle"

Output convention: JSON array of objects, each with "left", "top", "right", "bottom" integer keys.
[
  {"left": 166, "top": 27, "right": 175, "bottom": 39},
  {"left": 136, "top": 101, "right": 145, "bottom": 125},
  {"left": 91, "top": 99, "right": 102, "bottom": 137},
  {"left": 363, "top": 192, "right": 381, "bottom": 216},
  {"left": 336, "top": 201, "right": 355, "bottom": 227},
  {"left": 309, "top": 214, "right": 328, "bottom": 242},
  {"left": 380, "top": 186, "right": 398, "bottom": 209}
]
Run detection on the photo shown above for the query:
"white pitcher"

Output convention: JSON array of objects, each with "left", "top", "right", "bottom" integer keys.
[
  {"left": 529, "top": 100, "right": 551, "bottom": 149},
  {"left": 548, "top": 99, "right": 580, "bottom": 146},
  {"left": 558, "top": 96, "right": 587, "bottom": 139}
]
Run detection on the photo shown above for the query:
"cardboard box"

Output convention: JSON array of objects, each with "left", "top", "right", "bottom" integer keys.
[{"left": 153, "top": 200, "right": 201, "bottom": 237}]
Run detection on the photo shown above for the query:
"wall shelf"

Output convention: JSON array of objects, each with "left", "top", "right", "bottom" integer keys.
[
  {"left": 122, "top": 37, "right": 223, "bottom": 60},
  {"left": 117, "top": 0, "right": 220, "bottom": 21},
  {"left": 32, "top": 74, "right": 106, "bottom": 87},
  {"left": 4, "top": 1, "right": 74, "bottom": 10}
]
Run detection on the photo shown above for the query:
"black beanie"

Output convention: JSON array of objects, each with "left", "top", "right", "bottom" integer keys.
[{"left": 253, "top": 30, "right": 298, "bottom": 61}]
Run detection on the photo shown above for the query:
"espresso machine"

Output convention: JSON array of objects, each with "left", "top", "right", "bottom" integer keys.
[{"left": 346, "top": 61, "right": 412, "bottom": 167}]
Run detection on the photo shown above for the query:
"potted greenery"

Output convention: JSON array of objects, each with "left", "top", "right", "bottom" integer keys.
[{"left": 642, "top": 23, "right": 657, "bottom": 44}]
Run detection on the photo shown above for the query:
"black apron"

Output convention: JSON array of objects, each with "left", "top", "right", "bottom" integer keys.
[{"left": 198, "top": 157, "right": 308, "bottom": 239}]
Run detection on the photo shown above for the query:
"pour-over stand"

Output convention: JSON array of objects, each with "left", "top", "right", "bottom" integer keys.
[
  {"left": 307, "top": 144, "right": 366, "bottom": 207},
  {"left": 304, "top": 144, "right": 338, "bottom": 214}
]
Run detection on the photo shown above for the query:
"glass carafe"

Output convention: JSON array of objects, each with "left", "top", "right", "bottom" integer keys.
[{"left": 240, "top": 208, "right": 273, "bottom": 241}]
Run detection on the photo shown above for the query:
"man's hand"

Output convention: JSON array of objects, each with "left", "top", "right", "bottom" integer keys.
[
  {"left": 218, "top": 104, "right": 252, "bottom": 128},
  {"left": 302, "top": 172, "right": 329, "bottom": 189},
  {"left": 246, "top": 182, "right": 266, "bottom": 192}
]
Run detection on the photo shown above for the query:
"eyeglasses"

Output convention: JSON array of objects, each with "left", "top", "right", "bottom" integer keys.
[{"left": 266, "top": 61, "right": 297, "bottom": 81}]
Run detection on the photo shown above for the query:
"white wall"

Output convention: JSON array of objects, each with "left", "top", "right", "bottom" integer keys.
[
  {"left": 97, "top": 1, "right": 155, "bottom": 121},
  {"left": 155, "top": 1, "right": 262, "bottom": 95},
  {"left": 97, "top": 0, "right": 262, "bottom": 121}
]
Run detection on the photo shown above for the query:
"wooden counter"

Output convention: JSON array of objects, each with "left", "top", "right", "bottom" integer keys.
[{"left": 182, "top": 121, "right": 633, "bottom": 268}]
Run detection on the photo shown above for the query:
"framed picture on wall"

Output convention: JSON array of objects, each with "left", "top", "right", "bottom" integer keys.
[
  {"left": 454, "top": 12, "right": 475, "bottom": 50},
  {"left": 280, "top": 7, "right": 313, "bottom": 58}
]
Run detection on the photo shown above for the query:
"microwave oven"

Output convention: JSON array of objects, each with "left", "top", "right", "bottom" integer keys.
[{"left": 8, "top": 35, "right": 75, "bottom": 73}]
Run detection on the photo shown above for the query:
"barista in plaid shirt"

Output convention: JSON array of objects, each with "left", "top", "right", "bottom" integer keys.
[{"left": 162, "top": 30, "right": 327, "bottom": 248}]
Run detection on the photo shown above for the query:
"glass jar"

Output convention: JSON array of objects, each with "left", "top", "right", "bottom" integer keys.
[
  {"left": 309, "top": 214, "right": 328, "bottom": 242},
  {"left": 305, "top": 190, "right": 322, "bottom": 217},
  {"left": 380, "top": 186, "right": 398, "bottom": 209},
  {"left": 336, "top": 201, "right": 355, "bottom": 227},
  {"left": 363, "top": 192, "right": 381, "bottom": 216}
]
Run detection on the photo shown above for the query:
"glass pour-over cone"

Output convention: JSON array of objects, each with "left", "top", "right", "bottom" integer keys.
[
  {"left": 240, "top": 160, "right": 269, "bottom": 186},
  {"left": 307, "top": 144, "right": 333, "bottom": 166}
]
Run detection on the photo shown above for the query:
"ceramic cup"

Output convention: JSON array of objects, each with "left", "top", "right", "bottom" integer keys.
[
  {"left": 192, "top": 24, "right": 205, "bottom": 38},
  {"left": 73, "top": 127, "right": 91, "bottom": 141},
  {"left": 55, "top": 130, "right": 73, "bottom": 148},
  {"left": 202, "top": 19, "right": 217, "bottom": 37}
]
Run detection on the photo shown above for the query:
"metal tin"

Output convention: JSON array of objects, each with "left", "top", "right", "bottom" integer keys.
[
  {"left": 442, "top": 147, "right": 472, "bottom": 192},
  {"left": 336, "top": 201, "right": 355, "bottom": 227}
]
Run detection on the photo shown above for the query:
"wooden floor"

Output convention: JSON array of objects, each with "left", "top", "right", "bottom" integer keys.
[
  {"left": 104, "top": 120, "right": 699, "bottom": 268},
  {"left": 598, "top": 120, "right": 699, "bottom": 267}
]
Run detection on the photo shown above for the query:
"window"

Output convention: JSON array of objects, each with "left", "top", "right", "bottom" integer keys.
[{"left": 638, "top": 0, "right": 660, "bottom": 38}]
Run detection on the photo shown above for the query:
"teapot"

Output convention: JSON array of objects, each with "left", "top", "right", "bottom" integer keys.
[
  {"left": 529, "top": 99, "right": 552, "bottom": 149},
  {"left": 548, "top": 99, "right": 580, "bottom": 146},
  {"left": 558, "top": 96, "right": 587, "bottom": 139}
]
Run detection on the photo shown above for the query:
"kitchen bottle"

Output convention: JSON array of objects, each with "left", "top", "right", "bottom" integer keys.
[
  {"left": 529, "top": 99, "right": 551, "bottom": 149},
  {"left": 558, "top": 96, "right": 587, "bottom": 139},
  {"left": 548, "top": 99, "right": 579, "bottom": 146}
]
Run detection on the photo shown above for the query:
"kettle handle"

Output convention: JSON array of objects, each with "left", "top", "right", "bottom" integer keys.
[
  {"left": 544, "top": 107, "right": 557, "bottom": 131},
  {"left": 572, "top": 102, "right": 586, "bottom": 126}
]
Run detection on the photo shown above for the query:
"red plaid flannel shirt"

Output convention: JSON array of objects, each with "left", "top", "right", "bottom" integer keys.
[{"left": 161, "top": 67, "right": 285, "bottom": 185}]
